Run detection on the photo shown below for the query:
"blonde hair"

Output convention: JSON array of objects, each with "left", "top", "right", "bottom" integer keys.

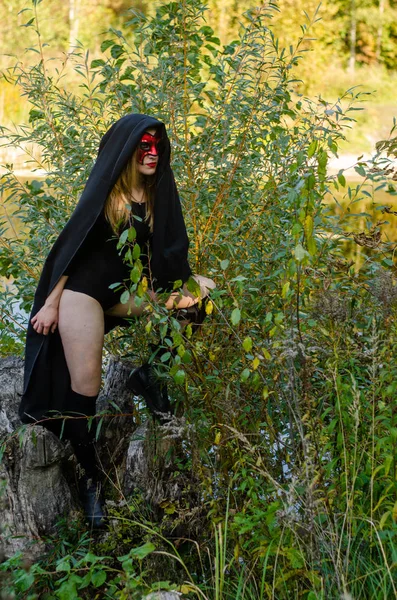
[{"left": 104, "top": 148, "right": 155, "bottom": 233}]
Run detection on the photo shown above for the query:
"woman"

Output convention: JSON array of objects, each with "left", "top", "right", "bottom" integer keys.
[{"left": 19, "top": 113, "right": 214, "bottom": 528}]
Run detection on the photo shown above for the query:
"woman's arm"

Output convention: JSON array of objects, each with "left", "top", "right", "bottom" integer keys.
[
  {"left": 31, "top": 275, "right": 69, "bottom": 335},
  {"left": 164, "top": 275, "right": 216, "bottom": 310}
]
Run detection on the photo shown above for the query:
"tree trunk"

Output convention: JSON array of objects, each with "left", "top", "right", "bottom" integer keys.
[
  {"left": 69, "top": 0, "right": 81, "bottom": 53},
  {"left": 348, "top": 0, "right": 356, "bottom": 73},
  {"left": 376, "top": 0, "right": 385, "bottom": 62},
  {"left": 0, "top": 356, "right": 202, "bottom": 561}
]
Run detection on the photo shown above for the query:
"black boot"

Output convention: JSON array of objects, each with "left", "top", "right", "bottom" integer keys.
[
  {"left": 77, "top": 476, "right": 106, "bottom": 530},
  {"left": 64, "top": 390, "right": 106, "bottom": 529},
  {"left": 128, "top": 297, "right": 210, "bottom": 421},
  {"left": 127, "top": 363, "right": 171, "bottom": 422},
  {"left": 174, "top": 296, "right": 209, "bottom": 333}
]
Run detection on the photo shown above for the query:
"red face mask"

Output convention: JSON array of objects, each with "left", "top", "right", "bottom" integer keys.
[{"left": 137, "top": 132, "right": 160, "bottom": 164}]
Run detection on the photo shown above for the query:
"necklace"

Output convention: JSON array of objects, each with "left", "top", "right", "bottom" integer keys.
[{"left": 131, "top": 188, "right": 146, "bottom": 204}]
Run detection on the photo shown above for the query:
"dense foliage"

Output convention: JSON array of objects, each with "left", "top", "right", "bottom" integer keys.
[
  {"left": 2, "top": 0, "right": 397, "bottom": 69},
  {"left": 1, "top": 0, "right": 397, "bottom": 597},
  {"left": 2, "top": 0, "right": 397, "bottom": 127}
]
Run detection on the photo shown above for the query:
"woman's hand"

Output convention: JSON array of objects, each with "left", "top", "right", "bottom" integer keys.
[
  {"left": 31, "top": 304, "right": 59, "bottom": 335},
  {"left": 163, "top": 274, "right": 216, "bottom": 310},
  {"left": 31, "top": 275, "right": 69, "bottom": 335}
]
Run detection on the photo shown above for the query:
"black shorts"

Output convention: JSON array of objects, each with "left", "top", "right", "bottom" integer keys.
[{"left": 64, "top": 253, "right": 130, "bottom": 311}]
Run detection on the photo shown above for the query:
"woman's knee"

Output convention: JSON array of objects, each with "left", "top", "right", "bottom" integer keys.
[
  {"left": 68, "top": 352, "right": 102, "bottom": 396},
  {"left": 70, "top": 368, "right": 101, "bottom": 396}
]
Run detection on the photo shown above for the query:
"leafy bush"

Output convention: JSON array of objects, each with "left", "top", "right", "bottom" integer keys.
[{"left": 1, "top": 0, "right": 397, "bottom": 597}]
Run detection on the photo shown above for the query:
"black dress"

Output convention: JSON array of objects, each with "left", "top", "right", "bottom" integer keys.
[{"left": 63, "top": 202, "right": 151, "bottom": 311}]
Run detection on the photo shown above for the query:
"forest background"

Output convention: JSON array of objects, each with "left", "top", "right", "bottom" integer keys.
[
  {"left": 2, "top": 0, "right": 397, "bottom": 153},
  {"left": 1, "top": 0, "right": 397, "bottom": 599}
]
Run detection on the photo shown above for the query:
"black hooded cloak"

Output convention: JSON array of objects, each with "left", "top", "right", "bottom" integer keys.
[{"left": 19, "top": 113, "right": 192, "bottom": 424}]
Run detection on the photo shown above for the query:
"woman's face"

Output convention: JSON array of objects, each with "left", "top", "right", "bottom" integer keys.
[{"left": 137, "top": 128, "right": 160, "bottom": 176}]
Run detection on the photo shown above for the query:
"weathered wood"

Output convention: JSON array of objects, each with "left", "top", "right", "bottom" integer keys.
[
  {"left": 1, "top": 427, "right": 77, "bottom": 559},
  {"left": 0, "top": 355, "right": 141, "bottom": 559},
  {"left": 146, "top": 593, "right": 183, "bottom": 600},
  {"left": 0, "top": 354, "right": 201, "bottom": 566},
  {"left": 0, "top": 356, "right": 24, "bottom": 437}
]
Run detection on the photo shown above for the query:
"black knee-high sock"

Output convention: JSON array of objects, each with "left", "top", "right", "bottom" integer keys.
[{"left": 64, "top": 390, "right": 99, "bottom": 480}]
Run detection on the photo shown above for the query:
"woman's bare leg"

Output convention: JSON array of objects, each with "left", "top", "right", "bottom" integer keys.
[
  {"left": 105, "top": 295, "right": 147, "bottom": 318},
  {"left": 58, "top": 290, "right": 104, "bottom": 396}
]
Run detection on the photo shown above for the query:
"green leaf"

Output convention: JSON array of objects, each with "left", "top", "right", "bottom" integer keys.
[
  {"left": 243, "top": 336, "right": 252, "bottom": 352},
  {"left": 181, "top": 350, "right": 192, "bottom": 364},
  {"left": 231, "top": 308, "right": 241, "bottom": 325},
  {"left": 56, "top": 558, "right": 71, "bottom": 573},
  {"left": 119, "top": 229, "right": 128, "bottom": 245},
  {"left": 101, "top": 39, "right": 114, "bottom": 52},
  {"left": 186, "top": 276, "right": 201, "bottom": 296},
  {"left": 381, "top": 258, "right": 394, "bottom": 267},
  {"left": 134, "top": 542, "right": 156, "bottom": 559},
  {"left": 307, "top": 236, "right": 317, "bottom": 256},
  {"left": 128, "top": 226, "right": 136, "bottom": 242},
  {"left": 132, "top": 243, "right": 140, "bottom": 260},
  {"left": 133, "top": 295, "right": 142, "bottom": 308},
  {"left": 384, "top": 455, "right": 393, "bottom": 477},
  {"left": 120, "top": 290, "right": 130, "bottom": 304},
  {"left": 173, "top": 279, "right": 183, "bottom": 290},
  {"left": 22, "top": 17, "right": 35, "bottom": 27},
  {"left": 317, "top": 149, "right": 327, "bottom": 168},
  {"left": 307, "top": 140, "right": 317, "bottom": 158},
  {"left": 29, "top": 109, "right": 44, "bottom": 122},
  {"left": 354, "top": 164, "right": 366, "bottom": 177},
  {"left": 281, "top": 282, "right": 290, "bottom": 299},
  {"left": 240, "top": 368, "right": 250, "bottom": 382},
  {"left": 337, "top": 171, "right": 346, "bottom": 187},
  {"left": 306, "top": 173, "right": 316, "bottom": 189},
  {"left": 130, "top": 266, "right": 141, "bottom": 283},
  {"left": 286, "top": 547, "right": 304, "bottom": 569},
  {"left": 294, "top": 243, "right": 308, "bottom": 262},
  {"left": 173, "top": 369, "right": 185, "bottom": 384},
  {"left": 91, "top": 59, "right": 105, "bottom": 68},
  {"left": 79, "top": 572, "right": 92, "bottom": 589},
  {"left": 220, "top": 259, "right": 229, "bottom": 270},
  {"left": 91, "top": 570, "right": 107, "bottom": 588},
  {"left": 110, "top": 44, "right": 124, "bottom": 59},
  {"left": 304, "top": 215, "right": 313, "bottom": 238},
  {"left": 14, "top": 571, "right": 35, "bottom": 592},
  {"left": 56, "top": 576, "right": 81, "bottom": 600},
  {"left": 122, "top": 542, "right": 156, "bottom": 561}
]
